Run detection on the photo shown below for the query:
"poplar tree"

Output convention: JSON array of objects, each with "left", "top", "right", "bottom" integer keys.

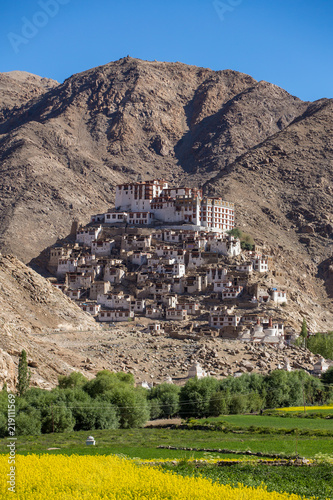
[{"left": 17, "top": 350, "right": 31, "bottom": 396}]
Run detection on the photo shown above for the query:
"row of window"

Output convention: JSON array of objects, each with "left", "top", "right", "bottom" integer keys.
[{"left": 100, "top": 311, "right": 130, "bottom": 317}]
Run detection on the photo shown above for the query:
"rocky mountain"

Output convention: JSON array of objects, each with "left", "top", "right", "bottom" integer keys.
[
  {"left": 0, "top": 56, "right": 331, "bottom": 334},
  {"left": 0, "top": 254, "right": 97, "bottom": 389},
  {"left": 0, "top": 71, "right": 58, "bottom": 121}
]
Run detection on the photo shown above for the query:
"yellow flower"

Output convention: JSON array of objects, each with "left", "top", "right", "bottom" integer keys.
[
  {"left": 276, "top": 405, "right": 333, "bottom": 411},
  {"left": 0, "top": 454, "right": 317, "bottom": 499}
]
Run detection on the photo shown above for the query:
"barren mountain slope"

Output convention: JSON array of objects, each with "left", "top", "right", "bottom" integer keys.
[
  {"left": 0, "top": 254, "right": 98, "bottom": 388},
  {"left": 0, "top": 71, "right": 58, "bottom": 120},
  {"left": 0, "top": 57, "right": 307, "bottom": 261}
]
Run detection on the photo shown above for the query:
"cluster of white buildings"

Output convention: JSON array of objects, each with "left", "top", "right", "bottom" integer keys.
[{"left": 48, "top": 180, "right": 293, "bottom": 345}]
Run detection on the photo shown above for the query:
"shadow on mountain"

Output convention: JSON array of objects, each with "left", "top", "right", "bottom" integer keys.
[{"left": 318, "top": 257, "right": 333, "bottom": 299}]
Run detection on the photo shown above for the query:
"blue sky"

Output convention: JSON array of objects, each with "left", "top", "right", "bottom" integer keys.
[{"left": 0, "top": 0, "right": 332, "bottom": 101}]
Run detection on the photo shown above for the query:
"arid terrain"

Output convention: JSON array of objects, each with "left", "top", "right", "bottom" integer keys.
[{"left": 0, "top": 58, "right": 332, "bottom": 387}]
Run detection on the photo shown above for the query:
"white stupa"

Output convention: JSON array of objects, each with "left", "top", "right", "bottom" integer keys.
[{"left": 187, "top": 362, "right": 207, "bottom": 379}]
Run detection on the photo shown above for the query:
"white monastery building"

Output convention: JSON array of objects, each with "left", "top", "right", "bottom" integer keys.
[{"left": 110, "top": 180, "right": 235, "bottom": 232}]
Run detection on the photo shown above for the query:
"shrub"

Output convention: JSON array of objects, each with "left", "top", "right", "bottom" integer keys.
[
  {"left": 208, "top": 391, "right": 229, "bottom": 416},
  {"left": 228, "top": 394, "right": 248, "bottom": 414}
]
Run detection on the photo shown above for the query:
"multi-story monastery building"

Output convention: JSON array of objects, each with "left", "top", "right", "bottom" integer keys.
[{"left": 110, "top": 180, "right": 235, "bottom": 232}]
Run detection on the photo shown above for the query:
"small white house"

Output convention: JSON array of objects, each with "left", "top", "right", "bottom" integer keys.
[
  {"left": 181, "top": 275, "right": 206, "bottom": 294},
  {"left": 89, "top": 281, "right": 111, "bottom": 301},
  {"left": 76, "top": 226, "right": 102, "bottom": 246},
  {"left": 147, "top": 323, "right": 163, "bottom": 334},
  {"left": 209, "top": 313, "right": 242, "bottom": 329},
  {"left": 57, "top": 258, "right": 78, "bottom": 278},
  {"left": 91, "top": 239, "right": 114, "bottom": 257},
  {"left": 150, "top": 282, "right": 172, "bottom": 295},
  {"left": 187, "top": 251, "right": 207, "bottom": 268},
  {"left": 221, "top": 286, "right": 243, "bottom": 300},
  {"left": 98, "top": 309, "right": 134, "bottom": 322},
  {"left": 127, "top": 212, "right": 154, "bottom": 225},
  {"left": 271, "top": 290, "right": 287, "bottom": 304},
  {"left": 157, "top": 263, "right": 186, "bottom": 278},
  {"left": 213, "top": 280, "right": 233, "bottom": 293},
  {"left": 65, "top": 289, "right": 83, "bottom": 300},
  {"left": 104, "top": 266, "right": 125, "bottom": 284},
  {"left": 209, "top": 236, "right": 241, "bottom": 257},
  {"left": 179, "top": 302, "right": 200, "bottom": 315},
  {"left": 252, "top": 257, "right": 269, "bottom": 273},
  {"left": 146, "top": 306, "right": 164, "bottom": 319},
  {"left": 97, "top": 292, "right": 131, "bottom": 310},
  {"left": 130, "top": 252, "right": 152, "bottom": 266},
  {"left": 312, "top": 358, "right": 330, "bottom": 375},
  {"left": 104, "top": 211, "right": 127, "bottom": 224},
  {"left": 236, "top": 263, "right": 253, "bottom": 273},
  {"left": 166, "top": 308, "right": 188, "bottom": 321},
  {"left": 79, "top": 303, "right": 101, "bottom": 315},
  {"left": 206, "top": 267, "right": 228, "bottom": 284},
  {"left": 160, "top": 294, "right": 178, "bottom": 308},
  {"left": 66, "top": 272, "right": 92, "bottom": 290},
  {"left": 130, "top": 299, "right": 146, "bottom": 313},
  {"left": 163, "top": 230, "right": 182, "bottom": 243}
]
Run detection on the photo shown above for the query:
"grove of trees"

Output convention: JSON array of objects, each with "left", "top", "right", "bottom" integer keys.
[
  {"left": 307, "top": 332, "right": 333, "bottom": 360},
  {"left": 0, "top": 368, "right": 331, "bottom": 437}
]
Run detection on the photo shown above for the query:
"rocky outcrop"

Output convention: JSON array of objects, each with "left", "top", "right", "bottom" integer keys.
[
  {"left": 0, "top": 349, "right": 17, "bottom": 391},
  {"left": 0, "top": 254, "right": 98, "bottom": 388}
]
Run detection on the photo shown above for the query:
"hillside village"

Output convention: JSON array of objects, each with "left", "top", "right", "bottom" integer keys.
[{"left": 46, "top": 179, "right": 300, "bottom": 350}]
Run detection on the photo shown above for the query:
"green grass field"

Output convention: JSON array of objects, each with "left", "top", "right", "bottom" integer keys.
[
  {"left": 1, "top": 426, "right": 332, "bottom": 460},
  {"left": 1, "top": 413, "right": 332, "bottom": 499},
  {"left": 203, "top": 414, "right": 333, "bottom": 431}
]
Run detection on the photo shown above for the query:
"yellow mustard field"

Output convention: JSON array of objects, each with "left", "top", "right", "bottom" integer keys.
[
  {"left": 276, "top": 405, "right": 333, "bottom": 411},
  {"left": 0, "top": 454, "right": 314, "bottom": 500}
]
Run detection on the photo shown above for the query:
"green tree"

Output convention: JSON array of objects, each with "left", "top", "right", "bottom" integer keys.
[
  {"left": 228, "top": 228, "right": 242, "bottom": 239},
  {"left": 228, "top": 228, "right": 255, "bottom": 250},
  {"left": 263, "top": 370, "right": 290, "bottom": 408},
  {"left": 321, "top": 366, "right": 333, "bottom": 385},
  {"left": 98, "top": 386, "right": 150, "bottom": 428},
  {"left": 241, "top": 234, "right": 255, "bottom": 251},
  {"left": 148, "top": 383, "right": 180, "bottom": 418},
  {"left": 179, "top": 377, "right": 219, "bottom": 418},
  {"left": 16, "top": 408, "right": 41, "bottom": 436},
  {"left": 208, "top": 391, "right": 229, "bottom": 416},
  {"left": 228, "top": 394, "right": 248, "bottom": 414},
  {"left": 115, "top": 372, "right": 135, "bottom": 386},
  {"left": 83, "top": 370, "right": 133, "bottom": 398},
  {"left": 72, "top": 398, "right": 119, "bottom": 431},
  {"left": 17, "top": 350, "right": 31, "bottom": 396},
  {"left": 247, "top": 392, "right": 265, "bottom": 413},
  {"left": 60, "top": 387, "right": 119, "bottom": 430},
  {"left": 58, "top": 372, "right": 87, "bottom": 389},
  {"left": 149, "top": 398, "right": 162, "bottom": 420},
  {"left": 0, "top": 412, "right": 7, "bottom": 438},
  {"left": 41, "top": 403, "right": 75, "bottom": 433},
  {"left": 307, "top": 332, "right": 333, "bottom": 360}
]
